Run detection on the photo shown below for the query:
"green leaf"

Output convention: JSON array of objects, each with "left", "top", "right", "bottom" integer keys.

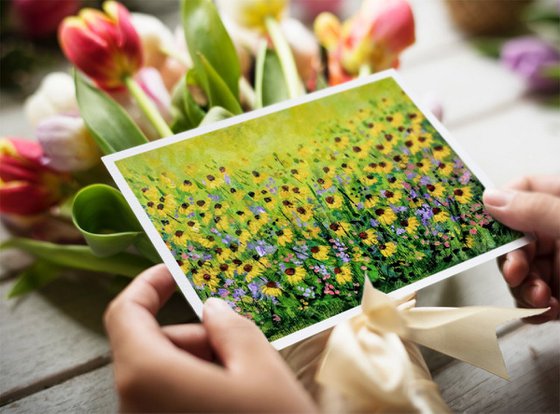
[
  {"left": 75, "top": 72, "right": 148, "bottom": 154},
  {"left": 170, "top": 73, "right": 206, "bottom": 133},
  {"left": 200, "top": 106, "right": 233, "bottom": 126},
  {"left": 181, "top": 0, "right": 240, "bottom": 98},
  {"left": 197, "top": 56, "right": 243, "bottom": 115},
  {"left": 7, "top": 260, "right": 63, "bottom": 298},
  {"left": 72, "top": 184, "right": 144, "bottom": 257},
  {"left": 255, "top": 46, "right": 289, "bottom": 108},
  {"left": 1, "top": 238, "right": 153, "bottom": 277}
]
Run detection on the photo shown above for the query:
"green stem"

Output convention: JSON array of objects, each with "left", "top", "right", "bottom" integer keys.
[
  {"left": 359, "top": 63, "right": 372, "bottom": 77},
  {"left": 124, "top": 76, "right": 173, "bottom": 138},
  {"left": 265, "top": 16, "right": 303, "bottom": 99},
  {"left": 254, "top": 40, "right": 268, "bottom": 109}
]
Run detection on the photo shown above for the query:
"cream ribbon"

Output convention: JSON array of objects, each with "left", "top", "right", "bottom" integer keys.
[{"left": 315, "top": 278, "right": 548, "bottom": 406}]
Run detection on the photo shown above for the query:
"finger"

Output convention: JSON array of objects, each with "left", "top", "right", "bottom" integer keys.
[
  {"left": 522, "top": 297, "right": 559, "bottom": 324},
  {"left": 202, "top": 298, "right": 278, "bottom": 371},
  {"left": 161, "top": 324, "right": 214, "bottom": 362},
  {"left": 104, "top": 264, "right": 176, "bottom": 348},
  {"left": 513, "top": 276, "right": 551, "bottom": 308},
  {"left": 483, "top": 189, "right": 560, "bottom": 238},
  {"left": 506, "top": 175, "right": 560, "bottom": 196},
  {"left": 501, "top": 249, "right": 530, "bottom": 287}
]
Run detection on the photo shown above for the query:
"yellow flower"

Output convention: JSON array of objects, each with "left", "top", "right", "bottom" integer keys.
[
  {"left": 382, "top": 189, "right": 402, "bottom": 204},
  {"left": 237, "top": 229, "right": 252, "bottom": 245},
  {"left": 261, "top": 281, "right": 282, "bottom": 297},
  {"left": 378, "top": 241, "right": 397, "bottom": 257},
  {"left": 181, "top": 179, "right": 194, "bottom": 190},
  {"left": 215, "top": 247, "right": 233, "bottom": 261},
  {"left": 375, "top": 161, "right": 393, "bottom": 174},
  {"left": 141, "top": 186, "right": 160, "bottom": 202},
  {"left": 432, "top": 144, "right": 451, "bottom": 160},
  {"left": 401, "top": 217, "right": 419, "bottom": 235},
  {"left": 426, "top": 182, "right": 445, "bottom": 198},
  {"left": 277, "top": 228, "right": 294, "bottom": 246},
  {"left": 351, "top": 143, "right": 369, "bottom": 159},
  {"left": 317, "top": 176, "right": 334, "bottom": 190},
  {"left": 154, "top": 195, "right": 177, "bottom": 217},
  {"left": 403, "top": 138, "right": 421, "bottom": 155},
  {"left": 333, "top": 135, "right": 349, "bottom": 148},
  {"left": 329, "top": 221, "right": 350, "bottom": 237},
  {"left": 334, "top": 266, "right": 352, "bottom": 284},
  {"left": 364, "top": 194, "right": 380, "bottom": 209},
  {"left": 373, "top": 141, "right": 394, "bottom": 155},
  {"left": 159, "top": 172, "right": 176, "bottom": 188},
  {"left": 305, "top": 225, "right": 321, "bottom": 238},
  {"left": 284, "top": 266, "right": 307, "bottom": 284},
  {"left": 239, "top": 262, "right": 262, "bottom": 282},
  {"left": 465, "top": 235, "right": 475, "bottom": 248},
  {"left": 324, "top": 193, "right": 343, "bottom": 209},
  {"left": 432, "top": 207, "right": 450, "bottom": 223},
  {"left": 454, "top": 186, "right": 473, "bottom": 204},
  {"left": 310, "top": 245, "right": 330, "bottom": 260},
  {"left": 195, "top": 235, "right": 216, "bottom": 249},
  {"left": 374, "top": 207, "right": 397, "bottom": 226},
  {"left": 391, "top": 154, "right": 409, "bottom": 169},
  {"left": 415, "top": 134, "right": 433, "bottom": 148},
  {"left": 436, "top": 162, "right": 453, "bottom": 176},
  {"left": 357, "top": 228, "right": 377, "bottom": 246},
  {"left": 204, "top": 173, "right": 224, "bottom": 189},
  {"left": 361, "top": 173, "right": 378, "bottom": 186},
  {"left": 295, "top": 205, "right": 313, "bottom": 222},
  {"left": 172, "top": 229, "right": 187, "bottom": 246},
  {"left": 193, "top": 270, "right": 220, "bottom": 292}
]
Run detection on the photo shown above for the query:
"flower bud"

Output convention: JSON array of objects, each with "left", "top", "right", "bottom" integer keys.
[
  {"left": 36, "top": 115, "right": 101, "bottom": 172},
  {"left": 24, "top": 72, "right": 78, "bottom": 127},
  {"left": 58, "top": 1, "right": 143, "bottom": 90}
]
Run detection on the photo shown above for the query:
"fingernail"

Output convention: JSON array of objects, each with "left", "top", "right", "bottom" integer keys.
[
  {"left": 204, "top": 298, "right": 232, "bottom": 315},
  {"left": 483, "top": 189, "right": 515, "bottom": 208}
]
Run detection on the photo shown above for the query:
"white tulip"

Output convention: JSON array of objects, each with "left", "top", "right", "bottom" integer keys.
[
  {"left": 24, "top": 72, "right": 77, "bottom": 128},
  {"left": 131, "top": 13, "right": 179, "bottom": 70},
  {"left": 216, "top": 0, "right": 289, "bottom": 32},
  {"left": 36, "top": 115, "right": 101, "bottom": 172},
  {"left": 281, "top": 18, "right": 320, "bottom": 84}
]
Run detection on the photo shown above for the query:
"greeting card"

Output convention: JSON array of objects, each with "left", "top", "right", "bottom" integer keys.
[{"left": 103, "top": 70, "right": 527, "bottom": 348}]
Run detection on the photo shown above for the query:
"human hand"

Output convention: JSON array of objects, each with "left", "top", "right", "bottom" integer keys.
[
  {"left": 104, "top": 264, "right": 317, "bottom": 413},
  {"left": 483, "top": 175, "right": 559, "bottom": 323}
]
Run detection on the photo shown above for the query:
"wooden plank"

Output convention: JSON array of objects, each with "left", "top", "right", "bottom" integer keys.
[
  {"left": 433, "top": 322, "right": 560, "bottom": 413},
  {"left": 1, "top": 365, "right": 118, "bottom": 414},
  {"left": 0, "top": 275, "right": 194, "bottom": 404}
]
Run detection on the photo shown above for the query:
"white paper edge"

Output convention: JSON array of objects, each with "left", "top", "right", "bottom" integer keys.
[{"left": 103, "top": 69, "right": 531, "bottom": 350}]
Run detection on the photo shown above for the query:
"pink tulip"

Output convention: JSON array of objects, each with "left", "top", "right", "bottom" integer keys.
[
  {"left": 0, "top": 138, "right": 67, "bottom": 216},
  {"left": 58, "top": 1, "right": 142, "bottom": 90},
  {"left": 315, "top": 0, "right": 415, "bottom": 85},
  {"left": 12, "top": 0, "right": 79, "bottom": 39}
]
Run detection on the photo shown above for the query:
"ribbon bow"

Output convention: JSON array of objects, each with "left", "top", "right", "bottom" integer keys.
[{"left": 316, "top": 278, "right": 547, "bottom": 405}]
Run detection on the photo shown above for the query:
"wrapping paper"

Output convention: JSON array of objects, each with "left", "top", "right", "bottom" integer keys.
[{"left": 281, "top": 280, "right": 547, "bottom": 413}]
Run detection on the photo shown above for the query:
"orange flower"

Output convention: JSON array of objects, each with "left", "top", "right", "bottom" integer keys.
[{"left": 59, "top": 1, "right": 142, "bottom": 90}]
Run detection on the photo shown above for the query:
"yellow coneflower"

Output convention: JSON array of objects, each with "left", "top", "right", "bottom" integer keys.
[
  {"left": 204, "top": 173, "right": 224, "bottom": 189},
  {"left": 333, "top": 135, "right": 349, "bottom": 148},
  {"left": 141, "top": 186, "right": 160, "bottom": 202},
  {"left": 382, "top": 189, "right": 403, "bottom": 204},
  {"left": 317, "top": 176, "right": 334, "bottom": 190},
  {"left": 436, "top": 162, "right": 453, "bottom": 176},
  {"left": 375, "top": 161, "right": 393, "bottom": 174},
  {"left": 261, "top": 281, "right": 282, "bottom": 297},
  {"left": 250, "top": 169, "right": 267, "bottom": 184},
  {"left": 334, "top": 266, "right": 353, "bottom": 284},
  {"left": 432, "top": 144, "right": 451, "bottom": 161},
  {"left": 432, "top": 207, "right": 450, "bottom": 223},
  {"left": 357, "top": 228, "right": 377, "bottom": 246},
  {"left": 426, "top": 182, "right": 445, "bottom": 198},
  {"left": 415, "top": 159, "right": 431, "bottom": 175},
  {"left": 305, "top": 225, "right": 321, "bottom": 238},
  {"left": 415, "top": 134, "right": 433, "bottom": 148},
  {"left": 390, "top": 112, "right": 404, "bottom": 127},
  {"left": 465, "top": 235, "right": 475, "bottom": 248},
  {"left": 378, "top": 241, "right": 397, "bottom": 257},
  {"left": 401, "top": 217, "right": 420, "bottom": 235},
  {"left": 172, "top": 229, "right": 187, "bottom": 246},
  {"left": 237, "top": 229, "right": 252, "bottom": 245},
  {"left": 403, "top": 138, "right": 421, "bottom": 155},
  {"left": 193, "top": 270, "right": 220, "bottom": 292},
  {"left": 361, "top": 173, "right": 378, "bottom": 186},
  {"left": 295, "top": 205, "right": 313, "bottom": 222},
  {"left": 324, "top": 193, "right": 343, "bottom": 209},
  {"left": 181, "top": 179, "right": 194, "bottom": 191},
  {"left": 329, "top": 221, "right": 351, "bottom": 237},
  {"left": 159, "top": 172, "right": 176, "bottom": 188},
  {"left": 284, "top": 266, "right": 307, "bottom": 284},
  {"left": 391, "top": 154, "right": 409, "bottom": 169},
  {"left": 310, "top": 245, "right": 330, "bottom": 261},
  {"left": 453, "top": 186, "right": 473, "bottom": 204},
  {"left": 277, "top": 228, "right": 294, "bottom": 246},
  {"left": 239, "top": 262, "right": 262, "bottom": 282},
  {"left": 364, "top": 195, "right": 380, "bottom": 209},
  {"left": 375, "top": 207, "right": 397, "bottom": 226}
]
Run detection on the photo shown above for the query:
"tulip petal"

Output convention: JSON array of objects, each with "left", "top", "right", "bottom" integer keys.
[{"left": 0, "top": 181, "right": 52, "bottom": 215}]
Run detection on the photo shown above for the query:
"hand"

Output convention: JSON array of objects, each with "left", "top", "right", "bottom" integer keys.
[
  {"left": 104, "top": 264, "right": 317, "bottom": 413},
  {"left": 483, "top": 175, "right": 559, "bottom": 323}
]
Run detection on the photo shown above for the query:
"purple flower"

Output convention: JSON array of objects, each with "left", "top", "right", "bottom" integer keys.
[
  {"left": 218, "top": 288, "right": 229, "bottom": 298},
  {"left": 501, "top": 36, "right": 560, "bottom": 93},
  {"left": 396, "top": 228, "right": 406, "bottom": 235}
]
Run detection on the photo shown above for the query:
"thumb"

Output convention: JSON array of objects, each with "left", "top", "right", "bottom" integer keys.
[
  {"left": 202, "top": 298, "right": 276, "bottom": 371},
  {"left": 483, "top": 189, "right": 560, "bottom": 238}
]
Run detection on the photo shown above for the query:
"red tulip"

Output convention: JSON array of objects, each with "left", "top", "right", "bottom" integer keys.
[
  {"left": 58, "top": 1, "right": 143, "bottom": 90},
  {"left": 0, "top": 138, "right": 67, "bottom": 216}
]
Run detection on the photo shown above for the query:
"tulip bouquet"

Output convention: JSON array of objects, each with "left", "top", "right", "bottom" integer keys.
[{"left": 1, "top": 0, "right": 415, "bottom": 297}]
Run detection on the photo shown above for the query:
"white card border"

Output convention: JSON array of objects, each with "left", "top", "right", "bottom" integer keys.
[{"left": 103, "top": 69, "right": 530, "bottom": 350}]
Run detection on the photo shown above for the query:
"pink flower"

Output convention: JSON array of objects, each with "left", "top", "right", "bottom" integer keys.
[
  {"left": 0, "top": 138, "right": 68, "bottom": 216},
  {"left": 58, "top": 1, "right": 142, "bottom": 90},
  {"left": 12, "top": 0, "right": 79, "bottom": 39},
  {"left": 315, "top": 0, "right": 415, "bottom": 85}
]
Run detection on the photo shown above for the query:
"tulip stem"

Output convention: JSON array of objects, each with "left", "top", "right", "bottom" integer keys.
[
  {"left": 124, "top": 76, "right": 173, "bottom": 138},
  {"left": 265, "top": 16, "right": 303, "bottom": 99}
]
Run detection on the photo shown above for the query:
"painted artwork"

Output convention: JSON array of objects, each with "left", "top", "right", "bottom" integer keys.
[{"left": 105, "top": 73, "right": 523, "bottom": 347}]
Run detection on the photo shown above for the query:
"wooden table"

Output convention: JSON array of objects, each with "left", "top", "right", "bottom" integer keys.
[{"left": 1, "top": 1, "right": 559, "bottom": 412}]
